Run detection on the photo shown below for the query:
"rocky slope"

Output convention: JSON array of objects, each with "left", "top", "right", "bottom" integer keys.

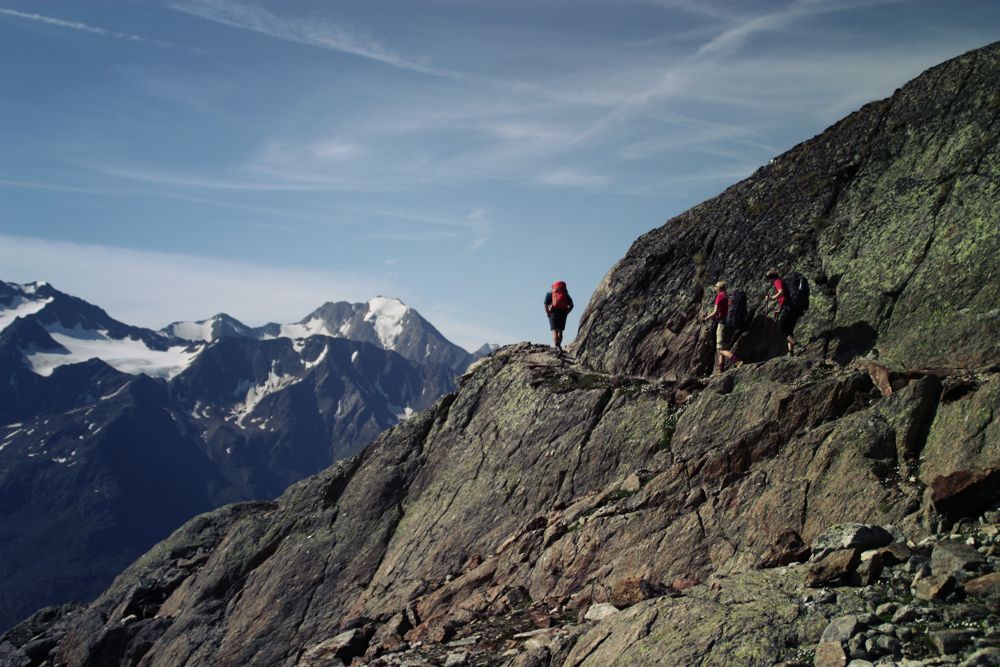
[
  {"left": 3, "top": 42, "right": 999, "bottom": 667},
  {"left": 575, "top": 41, "right": 1000, "bottom": 377}
]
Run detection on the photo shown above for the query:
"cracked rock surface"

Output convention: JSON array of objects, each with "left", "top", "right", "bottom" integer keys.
[{"left": 574, "top": 42, "right": 1000, "bottom": 377}]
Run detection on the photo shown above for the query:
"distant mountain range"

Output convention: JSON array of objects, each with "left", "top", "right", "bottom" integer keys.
[{"left": 0, "top": 280, "right": 491, "bottom": 631}]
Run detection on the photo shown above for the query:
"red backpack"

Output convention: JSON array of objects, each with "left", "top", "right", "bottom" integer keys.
[{"left": 551, "top": 281, "right": 570, "bottom": 310}]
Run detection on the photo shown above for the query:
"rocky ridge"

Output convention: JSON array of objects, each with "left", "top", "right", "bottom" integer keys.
[
  {"left": 2, "top": 42, "right": 999, "bottom": 667},
  {"left": 575, "top": 41, "right": 1000, "bottom": 377},
  {"left": 2, "top": 343, "right": 997, "bottom": 666}
]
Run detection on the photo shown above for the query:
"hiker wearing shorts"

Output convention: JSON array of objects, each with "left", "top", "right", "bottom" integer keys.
[
  {"left": 766, "top": 268, "right": 798, "bottom": 355},
  {"left": 544, "top": 281, "right": 574, "bottom": 353},
  {"left": 702, "top": 280, "right": 741, "bottom": 372}
]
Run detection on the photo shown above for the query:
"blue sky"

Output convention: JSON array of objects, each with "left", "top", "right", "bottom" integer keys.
[{"left": 1, "top": 0, "right": 997, "bottom": 350}]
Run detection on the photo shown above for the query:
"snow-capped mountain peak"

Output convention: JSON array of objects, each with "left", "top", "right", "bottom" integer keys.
[
  {"left": 2, "top": 280, "right": 203, "bottom": 380},
  {"left": 162, "top": 313, "right": 253, "bottom": 342},
  {"left": 0, "top": 283, "right": 54, "bottom": 334},
  {"left": 364, "top": 296, "right": 410, "bottom": 350}
]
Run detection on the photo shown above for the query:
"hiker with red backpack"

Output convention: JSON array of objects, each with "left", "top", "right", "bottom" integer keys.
[
  {"left": 766, "top": 268, "right": 809, "bottom": 356},
  {"left": 701, "top": 280, "right": 743, "bottom": 372},
  {"left": 544, "top": 281, "right": 574, "bottom": 353}
]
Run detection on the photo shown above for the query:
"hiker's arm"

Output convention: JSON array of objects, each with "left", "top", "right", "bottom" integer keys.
[{"left": 702, "top": 303, "right": 718, "bottom": 321}]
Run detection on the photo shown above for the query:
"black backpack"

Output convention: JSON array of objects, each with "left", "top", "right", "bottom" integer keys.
[
  {"left": 725, "top": 290, "right": 750, "bottom": 330},
  {"left": 783, "top": 272, "right": 810, "bottom": 315}
]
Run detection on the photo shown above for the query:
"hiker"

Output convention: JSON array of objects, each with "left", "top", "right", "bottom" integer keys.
[
  {"left": 766, "top": 268, "right": 801, "bottom": 355},
  {"left": 701, "top": 280, "right": 742, "bottom": 372},
  {"left": 544, "top": 281, "right": 574, "bottom": 353}
]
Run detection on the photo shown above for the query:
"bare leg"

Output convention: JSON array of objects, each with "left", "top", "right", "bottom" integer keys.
[
  {"left": 555, "top": 330, "right": 564, "bottom": 351},
  {"left": 787, "top": 336, "right": 795, "bottom": 355}
]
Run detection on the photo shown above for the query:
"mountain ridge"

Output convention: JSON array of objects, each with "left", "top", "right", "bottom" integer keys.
[
  {"left": 2, "top": 42, "right": 999, "bottom": 666},
  {"left": 0, "top": 281, "right": 476, "bottom": 634}
]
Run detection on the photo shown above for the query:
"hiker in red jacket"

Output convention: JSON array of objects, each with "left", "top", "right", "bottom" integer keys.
[
  {"left": 766, "top": 268, "right": 798, "bottom": 355},
  {"left": 701, "top": 280, "right": 742, "bottom": 372},
  {"left": 544, "top": 281, "right": 574, "bottom": 353}
]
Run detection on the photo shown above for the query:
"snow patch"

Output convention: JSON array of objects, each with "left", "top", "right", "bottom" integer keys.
[
  {"left": 364, "top": 297, "right": 408, "bottom": 349},
  {"left": 0, "top": 295, "right": 53, "bottom": 332},
  {"left": 168, "top": 320, "right": 215, "bottom": 342},
  {"left": 279, "top": 317, "right": 336, "bottom": 340},
  {"left": 99, "top": 384, "right": 129, "bottom": 401},
  {"left": 305, "top": 344, "right": 328, "bottom": 370},
  {"left": 25, "top": 330, "right": 202, "bottom": 379},
  {"left": 231, "top": 364, "right": 301, "bottom": 427}
]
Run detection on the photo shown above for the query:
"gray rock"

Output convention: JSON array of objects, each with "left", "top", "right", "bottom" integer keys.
[
  {"left": 848, "top": 634, "right": 869, "bottom": 659},
  {"left": 932, "top": 629, "right": 978, "bottom": 656},
  {"left": 913, "top": 574, "right": 956, "bottom": 601},
  {"left": 876, "top": 624, "right": 897, "bottom": 637},
  {"left": 892, "top": 605, "right": 922, "bottom": 624},
  {"left": 823, "top": 615, "right": 863, "bottom": 644},
  {"left": 865, "top": 634, "right": 900, "bottom": 657},
  {"left": 583, "top": 603, "right": 621, "bottom": 621},
  {"left": 848, "top": 661, "right": 876, "bottom": 667},
  {"left": 933, "top": 541, "right": 987, "bottom": 577},
  {"left": 876, "top": 603, "right": 899, "bottom": 618},
  {"left": 444, "top": 650, "right": 469, "bottom": 666},
  {"left": 811, "top": 525, "right": 895, "bottom": 561},
  {"left": 960, "top": 647, "right": 1000, "bottom": 666}
]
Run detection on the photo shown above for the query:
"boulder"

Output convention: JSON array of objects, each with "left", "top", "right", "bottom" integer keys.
[
  {"left": 820, "top": 615, "right": 863, "bottom": 644},
  {"left": 815, "top": 641, "right": 849, "bottom": 667},
  {"left": 807, "top": 549, "right": 861, "bottom": 587},
  {"left": 930, "top": 469, "right": 1000, "bottom": 523},
  {"left": 932, "top": 540, "right": 988, "bottom": 577},
  {"left": 603, "top": 579, "right": 669, "bottom": 608},
  {"left": 810, "top": 525, "right": 894, "bottom": 561},
  {"left": 964, "top": 573, "right": 1000, "bottom": 600},
  {"left": 930, "top": 628, "right": 977, "bottom": 656},
  {"left": 912, "top": 574, "right": 956, "bottom": 601},
  {"left": 758, "top": 530, "right": 812, "bottom": 569},
  {"left": 298, "top": 630, "right": 369, "bottom": 667},
  {"left": 583, "top": 604, "right": 621, "bottom": 622}
]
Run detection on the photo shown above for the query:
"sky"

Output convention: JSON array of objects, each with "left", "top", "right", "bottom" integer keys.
[{"left": 0, "top": 1, "right": 997, "bottom": 351}]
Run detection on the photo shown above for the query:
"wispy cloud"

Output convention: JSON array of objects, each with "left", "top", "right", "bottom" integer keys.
[
  {"left": 0, "top": 7, "right": 151, "bottom": 43},
  {"left": 0, "top": 233, "right": 509, "bottom": 350},
  {"left": 0, "top": 233, "right": 388, "bottom": 328},
  {"left": 168, "top": 0, "right": 452, "bottom": 77},
  {"left": 373, "top": 209, "right": 491, "bottom": 251},
  {"left": 0, "top": 177, "right": 98, "bottom": 194},
  {"left": 537, "top": 170, "right": 611, "bottom": 188},
  {"left": 694, "top": 0, "right": 915, "bottom": 59},
  {"left": 89, "top": 162, "right": 392, "bottom": 193}
]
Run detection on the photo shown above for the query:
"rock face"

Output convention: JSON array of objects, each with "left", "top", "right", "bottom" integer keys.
[
  {"left": 574, "top": 42, "right": 1000, "bottom": 377},
  {"left": 3, "top": 43, "right": 1000, "bottom": 667}
]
